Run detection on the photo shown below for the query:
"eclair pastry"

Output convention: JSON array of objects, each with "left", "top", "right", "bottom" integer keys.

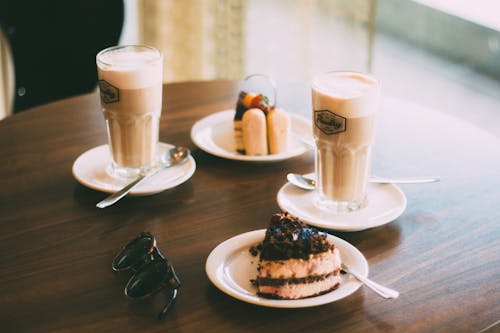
[
  {"left": 267, "top": 107, "right": 290, "bottom": 154},
  {"left": 242, "top": 108, "right": 268, "bottom": 155}
]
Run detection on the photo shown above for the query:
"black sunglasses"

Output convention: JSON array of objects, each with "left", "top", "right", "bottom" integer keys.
[{"left": 112, "top": 232, "right": 181, "bottom": 319}]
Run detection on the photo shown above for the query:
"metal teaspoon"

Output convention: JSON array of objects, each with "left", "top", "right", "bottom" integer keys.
[
  {"left": 96, "top": 146, "right": 190, "bottom": 208},
  {"left": 341, "top": 263, "right": 400, "bottom": 299},
  {"left": 287, "top": 173, "right": 440, "bottom": 191}
]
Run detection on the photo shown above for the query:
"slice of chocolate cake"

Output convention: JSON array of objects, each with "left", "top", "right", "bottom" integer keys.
[{"left": 254, "top": 213, "right": 342, "bottom": 299}]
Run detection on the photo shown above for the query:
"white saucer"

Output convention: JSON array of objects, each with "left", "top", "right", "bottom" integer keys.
[
  {"left": 72, "top": 143, "right": 196, "bottom": 195},
  {"left": 205, "top": 229, "right": 368, "bottom": 308},
  {"left": 190, "top": 110, "right": 311, "bottom": 162},
  {"left": 277, "top": 173, "right": 407, "bottom": 231}
]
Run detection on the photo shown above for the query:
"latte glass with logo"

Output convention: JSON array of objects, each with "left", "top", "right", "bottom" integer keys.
[
  {"left": 96, "top": 45, "right": 163, "bottom": 178},
  {"left": 312, "top": 71, "right": 379, "bottom": 213}
]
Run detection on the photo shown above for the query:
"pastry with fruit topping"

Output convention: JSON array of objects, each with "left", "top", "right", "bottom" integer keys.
[
  {"left": 252, "top": 213, "right": 342, "bottom": 299},
  {"left": 233, "top": 91, "right": 290, "bottom": 156}
]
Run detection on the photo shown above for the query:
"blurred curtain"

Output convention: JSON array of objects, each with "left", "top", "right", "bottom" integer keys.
[
  {"left": 137, "top": 0, "right": 375, "bottom": 83},
  {"left": 138, "top": 0, "right": 245, "bottom": 82}
]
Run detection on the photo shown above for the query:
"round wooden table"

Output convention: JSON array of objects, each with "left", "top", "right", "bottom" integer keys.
[{"left": 0, "top": 81, "right": 498, "bottom": 333}]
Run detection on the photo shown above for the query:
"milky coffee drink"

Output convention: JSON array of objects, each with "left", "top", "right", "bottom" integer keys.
[
  {"left": 312, "top": 71, "right": 379, "bottom": 212},
  {"left": 97, "top": 45, "right": 163, "bottom": 177}
]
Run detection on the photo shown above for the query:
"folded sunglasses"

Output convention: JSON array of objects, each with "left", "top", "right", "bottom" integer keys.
[{"left": 112, "top": 232, "right": 181, "bottom": 319}]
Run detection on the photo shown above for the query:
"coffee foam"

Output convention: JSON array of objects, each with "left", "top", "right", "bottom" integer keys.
[
  {"left": 312, "top": 72, "right": 379, "bottom": 118},
  {"left": 97, "top": 50, "right": 162, "bottom": 90}
]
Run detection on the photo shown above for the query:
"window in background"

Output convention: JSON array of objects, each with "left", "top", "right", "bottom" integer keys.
[
  {"left": 1, "top": 0, "right": 499, "bottom": 135},
  {"left": 244, "top": 0, "right": 375, "bottom": 81},
  {"left": 374, "top": 0, "right": 500, "bottom": 138},
  {"left": 136, "top": 0, "right": 375, "bottom": 82}
]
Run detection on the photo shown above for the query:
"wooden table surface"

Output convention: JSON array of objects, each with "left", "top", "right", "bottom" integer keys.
[{"left": 0, "top": 81, "right": 499, "bottom": 333}]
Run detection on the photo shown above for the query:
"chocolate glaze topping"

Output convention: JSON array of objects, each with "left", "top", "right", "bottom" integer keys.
[{"left": 259, "top": 213, "right": 334, "bottom": 260}]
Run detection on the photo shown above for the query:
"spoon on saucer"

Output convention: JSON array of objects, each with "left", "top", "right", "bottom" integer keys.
[
  {"left": 287, "top": 173, "right": 440, "bottom": 191},
  {"left": 341, "top": 263, "right": 399, "bottom": 299},
  {"left": 96, "top": 147, "right": 190, "bottom": 208}
]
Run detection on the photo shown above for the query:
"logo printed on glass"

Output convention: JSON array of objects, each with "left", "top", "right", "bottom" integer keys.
[
  {"left": 99, "top": 80, "right": 120, "bottom": 103},
  {"left": 314, "top": 110, "right": 346, "bottom": 135}
]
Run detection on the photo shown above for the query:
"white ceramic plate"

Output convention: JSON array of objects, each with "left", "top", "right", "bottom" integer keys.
[
  {"left": 190, "top": 110, "right": 311, "bottom": 162},
  {"left": 72, "top": 143, "right": 196, "bottom": 195},
  {"left": 277, "top": 173, "right": 407, "bottom": 231},
  {"left": 205, "top": 229, "right": 368, "bottom": 308}
]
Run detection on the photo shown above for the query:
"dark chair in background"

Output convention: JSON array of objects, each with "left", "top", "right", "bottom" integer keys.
[{"left": 0, "top": 0, "right": 124, "bottom": 113}]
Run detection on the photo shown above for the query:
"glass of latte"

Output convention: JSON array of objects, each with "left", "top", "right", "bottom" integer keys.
[
  {"left": 96, "top": 45, "right": 163, "bottom": 178},
  {"left": 312, "top": 71, "right": 379, "bottom": 213}
]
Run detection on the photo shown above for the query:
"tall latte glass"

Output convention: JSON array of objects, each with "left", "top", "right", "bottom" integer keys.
[
  {"left": 312, "top": 71, "right": 379, "bottom": 213},
  {"left": 96, "top": 45, "right": 163, "bottom": 178}
]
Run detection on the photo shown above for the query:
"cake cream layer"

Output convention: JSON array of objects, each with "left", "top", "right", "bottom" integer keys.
[
  {"left": 257, "top": 274, "right": 341, "bottom": 300},
  {"left": 258, "top": 248, "right": 341, "bottom": 279}
]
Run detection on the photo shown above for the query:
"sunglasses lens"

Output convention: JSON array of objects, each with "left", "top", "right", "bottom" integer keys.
[
  {"left": 125, "top": 260, "right": 168, "bottom": 298},
  {"left": 112, "top": 233, "right": 155, "bottom": 271}
]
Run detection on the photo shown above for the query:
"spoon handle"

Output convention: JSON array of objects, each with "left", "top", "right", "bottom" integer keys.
[
  {"left": 369, "top": 176, "right": 440, "bottom": 184},
  {"left": 96, "top": 168, "right": 162, "bottom": 208},
  {"left": 342, "top": 264, "right": 399, "bottom": 299}
]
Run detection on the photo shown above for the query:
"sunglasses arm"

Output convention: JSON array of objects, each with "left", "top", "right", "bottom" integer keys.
[
  {"left": 168, "top": 264, "right": 181, "bottom": 288},
  {"left": 157, "top": 263, "right": 181, "bottom": 320},
  {"left": 158, "top": 287, "right": 179, "bottom": 320}
]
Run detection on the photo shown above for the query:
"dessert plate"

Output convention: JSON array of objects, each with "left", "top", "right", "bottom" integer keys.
[
  {"left": 72, "top": 143, "right": 196, "bottom": 195},
  {"left": 277, "top": 173, "right": 407, "bottom": 231},
  {"left": 190, "top": 110, "right": 311, "bottom": 162},
  {"left": 205, "top": 229, "right": 368, "bottom": 308}
]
